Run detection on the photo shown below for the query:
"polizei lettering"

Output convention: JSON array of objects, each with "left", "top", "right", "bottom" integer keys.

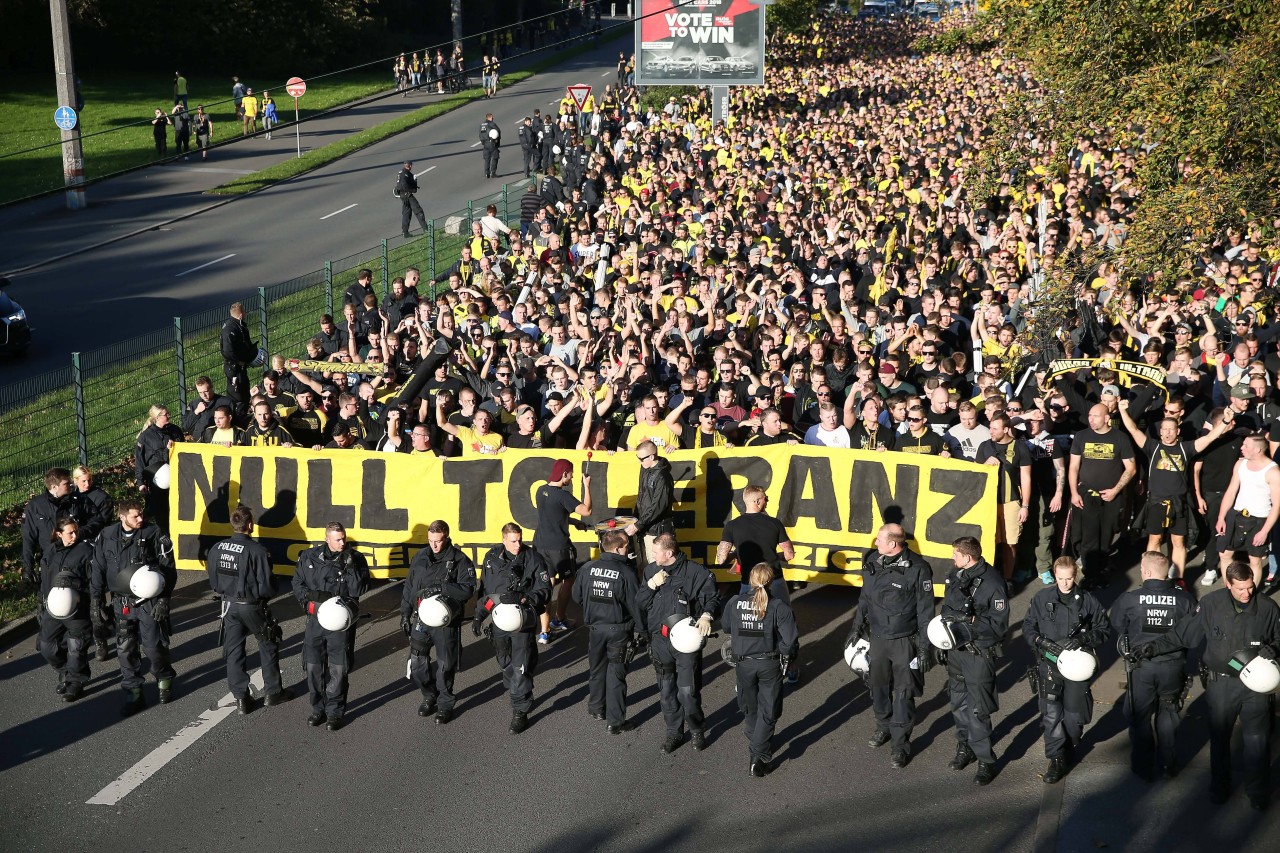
[
  {"left": 664, "top": 12, "right": 734, "bottom": 43},
  {"left": 1139, "top": 594, "right": 1179, "bottom": 606}
]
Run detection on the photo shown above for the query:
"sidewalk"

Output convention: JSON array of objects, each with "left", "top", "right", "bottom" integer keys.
[{"left": 0, "top": 24, "right": 627, "bottom": 275}]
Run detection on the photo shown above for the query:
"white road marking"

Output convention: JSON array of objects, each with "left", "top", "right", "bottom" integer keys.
[
  {"left": 320, "top": 203, "right": 359, "bottom": 220},
  {"left": 601, "top": 72, "right": 611, "bottom": 77},
  {"left": 86, "top": 671, "right": 264, "bottom": 806},
  {"left": 175, "top": 253, "right": 235, "bottom": 277},
  {"left": 187, "top": 167, "right": 254, "bottom": 175},
  {"left": 421, "top": 166, "right": 436, "bottom": 173},
  {"left": 470, "top": 141, "right": 482, "bottom": 148}
]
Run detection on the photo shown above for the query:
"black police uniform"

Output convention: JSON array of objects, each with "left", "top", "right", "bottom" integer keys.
[
  {"left": 206, "top": 532, "right": 285, "bottom": 705},
  {"left": 847, "top": 546, "right": 935, "bottom": 757},
  {"left": 1024, "top": 583, "right": 1109, "bottom": 762},
  {"left": 74, "top": 484, "right": 114, "bottom": 542},
  {"left": 723, "top": 589, "right": 800, "bottom": 771},
  {"left": 533, "top": 483, "right": 583, "bottom": 584},
  {"left": 294, "top": 544, "right": 369, "bottom": 726},
  {"left": 1108, "top": 578, "right": 1196, "bottom": 778},
  {"left": 518, "top": 119, "right": 536, "bottom": 176},
  {"left": 940, "top": 559, "right": 1009, "bottom": 772},
  {"left": 21, "top": 489, "right": 85, "bottom": 584},
  {"left": 572, "top": 551, "right": 646, "bottom": 728},
  {"left": 539, "top": 120, "right": 559, "bottom": 178},
  {"left": 90, "top": 521, "right": 178, "bottom": 709},
  {"left": 636, "top": 553, "right": 719, "bottom": 744},
  {"left": 134, "top": 421, "right": 184, "bottom": 534},
  {"left": 1138, "top": 586, "right": 1280, "bottom": 805},
  {"left": 400, "top": 542, "right": 477, "bottom": 717},
  {"left": 479, "top": 118, "right": 501, "bottom": 178},
  {"left": 396, "top": 165, "right": 428, "bottom": 237},
  {"left": 220, "top": 312, "right": 258, "bottom": 411},
  {"left": 474, "top": 544, "right": 552, "bottom": 716},
  {"left": 37, "top": 538, "right": 94, "bottom": 698}
]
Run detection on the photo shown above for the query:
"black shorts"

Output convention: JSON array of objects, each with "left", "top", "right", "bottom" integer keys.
[
  {"left": 541, "top": 548, "right": 577, "bottom": 581},
  {"left": 1145, "top": 497, "right": 1190, "bottom": 536},
  {"left": 1220, "top": 510, "right": 1269, "bottom": 558}
]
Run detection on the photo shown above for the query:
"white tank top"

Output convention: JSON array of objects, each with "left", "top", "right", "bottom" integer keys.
[{"left": 1233, "top": 459, "right": 1277, "bottom": 516}]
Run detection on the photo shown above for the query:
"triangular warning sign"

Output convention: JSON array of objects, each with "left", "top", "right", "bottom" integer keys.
[{"left": 567, "top": 84, "right": 591, "bottom": 111}]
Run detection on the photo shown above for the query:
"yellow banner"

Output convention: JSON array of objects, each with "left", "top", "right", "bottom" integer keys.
[
  {"left": 169, "top": 445, "right": 997, "bottom": 588},
  {"left": 1047, "top": 358, "right": 1167, "bottom": 389}
]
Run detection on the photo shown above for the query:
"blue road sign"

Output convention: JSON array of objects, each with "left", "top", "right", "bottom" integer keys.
[{"left": 54, "top": 106, "right": 78, "bottom": 131}]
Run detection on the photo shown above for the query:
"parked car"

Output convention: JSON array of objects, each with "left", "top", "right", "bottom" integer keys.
[{"left": 0, "top": 277, "right": 31, "bottom": 356}]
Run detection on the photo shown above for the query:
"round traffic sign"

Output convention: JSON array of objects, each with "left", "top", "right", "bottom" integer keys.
[
  {"left": 286, "top": 77, "right": 307, "bottom": 98},
  {"left": 54, "top": 106, "right": 78, "bottom": 131}
]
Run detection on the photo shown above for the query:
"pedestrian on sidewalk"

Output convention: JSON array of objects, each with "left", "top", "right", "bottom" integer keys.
[
  {"left": 194, "top": 105, "right": 213, "bottom": 160},
  {"left": 151, "top": 108, "right": 171, "bottom": 158},
  {"left": 173, "top": 71, "right": 188, "bottom": 110},
  {"left": 241, "top": 88, "right": 259, "bottom": 136},
  {"left": 231, "top": 76, "right": 246, "bottom": 118},
  {"left": 262, "top": 91, "right": 278, "bottom": 140},
  {"left": 171, "top": 104, "right": 191, "bottom": 159}
]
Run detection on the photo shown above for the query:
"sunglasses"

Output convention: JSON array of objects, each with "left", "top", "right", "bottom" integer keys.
[
  {"left": 700, "top": 413, "right": 716, "bottom": 419},
  {"left": 638, "top": 455, "right": 655, "bottom": 462},
  {"left": 908, "top": 417, "right": 924, "bottom": 424},
  {"left": 1049, "top": 404, "right": 1066, "bottom": 412},
  {"left": 1006, "top": 407, "right": 1023, "bottom": 413}
]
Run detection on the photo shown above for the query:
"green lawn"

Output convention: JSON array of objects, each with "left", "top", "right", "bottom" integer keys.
[{"left": 0, "top": 69, "right": 393, "bottom": 205}]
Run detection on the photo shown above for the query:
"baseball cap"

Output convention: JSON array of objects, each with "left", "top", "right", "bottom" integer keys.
[
  {"left": 878, "top": 362, "right": 897, "bottom": 376},
  {"left": 1100, "top": 384, "right": 1121, "bottom": 397},
  {"left": 550, "top": 459, "right": 574, "bottom": 482},
  {"left": 1230, "top": 383, "right": 1255, "bottom": 400},
  {"left": 497, "top": 310, "right": 513, "bottom": 322}
]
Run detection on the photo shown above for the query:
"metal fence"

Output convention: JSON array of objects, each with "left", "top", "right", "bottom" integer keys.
[{"left": 0, "top": 178, "right": 531, "bottom": 509}]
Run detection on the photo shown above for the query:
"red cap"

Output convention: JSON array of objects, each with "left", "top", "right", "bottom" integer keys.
[
  {"left": 1192, "top": 288, "right": 1206, "bottom": 301},
  {"left": 550, "top": 459, "right": 574, "bottom": 482}
]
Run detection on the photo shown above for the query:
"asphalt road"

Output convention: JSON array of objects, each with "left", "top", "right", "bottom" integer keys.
[
  {"left": 2, "top": 552, "right": 1277, "bottom": 852},
  {"left": 0, "top": 29, "right": 632, "bottom": 384}
]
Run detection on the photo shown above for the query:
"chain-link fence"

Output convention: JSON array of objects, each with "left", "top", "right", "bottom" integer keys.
[{"left": 0, "top": 177, "right": 532, "bottom": 509}]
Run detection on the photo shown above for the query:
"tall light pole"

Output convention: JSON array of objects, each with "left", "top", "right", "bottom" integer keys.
[{"left": 50, "top": 0, "right": 86, "bottom": 209}]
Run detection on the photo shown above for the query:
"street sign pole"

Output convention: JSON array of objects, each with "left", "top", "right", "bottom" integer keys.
[
  {"left": 711, "top": 86, "right": 730, "bottom": 126},
  {"left": 286, "top": 77, "right": 307, "bottom": 159},
  {"left": 49, "top": 0, "right": 85, "bottom": 210}
]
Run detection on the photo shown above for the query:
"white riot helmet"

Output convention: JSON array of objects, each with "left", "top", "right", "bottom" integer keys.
[
  {"left": 552, "top": 144, "right": 562, "bottom": 156},
  {"left": 663, "top": 615, "right": 705, "bottom": 654},
  {"left": 1056, "top": 648, "right": 1098, "bottom": 682},
  {"left": 128, "top": 565, "right": 165, "bottom": 600},
  {"left": 46, "top": 585, "right": 78, "bottom": 620},
  {"left": 1230, "top": 650, "right": 1280, "bottom": 694},
  {"left": 927, "top": 615, "right": 972, "bottom": 650},
  {"left": 488, "top": 128, "right": 499, "bottom": 140},
  {"left": 317, "top": 597, "right": 355, "bottom": 632},
  {"left": 844, "top": 638, "right": 871, "bottom": 678},
  {"left": 418, "top": 594, "right": 455, "bottom": 628},
  {"left": 151, "top": 463, "right": 171, "bottom": 490},
  {"left": 492, "top": 601, "right": 531, "bottom": 633}
]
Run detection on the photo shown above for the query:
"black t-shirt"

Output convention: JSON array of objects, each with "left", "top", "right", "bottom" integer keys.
[
  {"left": 1197, "top": 434, "right": 1244, "bottom": 493},
  {"left": 975, "top": 437, "right": 1033, "bottom": 503},
  {"left": 895, "top": 429, "right": 946, "bottom": 456},
  {"left": 722, "top": 513, "right": 791, "bottom": 570},
  {"left": 506, "top": 427, "right": 556, "bottom": 450},
  {"left": 1070, "top": 428, "right": 1134, "bottom": 490},
  {"left": 532, "top": 485, "right": 581, "bottom": 553},
  {"left": 849, "top": 423, "right": 895, "bottom": 452},
  {"left": 421, "top": 376, "right": 463, "bottom": 404},
  {"left": 746, "top": 431, "right": 797, "bottom": 446},
  {"left": 1144, "top": 440, "right": 1195, "bottom": 499},
  {"left": 926, "top": 408, "right": 958, "bottom": 436}
]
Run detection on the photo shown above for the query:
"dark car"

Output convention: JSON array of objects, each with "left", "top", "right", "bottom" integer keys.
[{"left": 0, "top": 277, "right": 31, "bottom": 356}]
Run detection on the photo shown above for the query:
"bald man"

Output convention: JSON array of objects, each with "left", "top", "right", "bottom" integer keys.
[{"left": 1069, "top": 403, "right": 1137, "bottom": 589}]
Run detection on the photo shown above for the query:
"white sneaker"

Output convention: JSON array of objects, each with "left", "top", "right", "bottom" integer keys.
[{"left": 1199, "top": 570, "right": 1219, "bottom": 586}]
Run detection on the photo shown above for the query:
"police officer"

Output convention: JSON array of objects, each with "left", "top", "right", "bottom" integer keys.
[
  {"left": 395, "top": 161, "right": 429, "bottom": 239},
  {"left": 517, "top": 116, "right": 536, "bottom": 177},
  {"left": 1109, "top": 551, "right": 1196, "bottom": 780},
  {"left": 539, "top": 116, "right": 559, "bottom": 179},
  {"left": 220, "top": 301, "right": 259, "bottom": 413},
  {"left": 1133, "top": 560, "right": 1280, "bottom": 810},
  {"left": 90, "top": 499, "right": 177, "bottom": 717},
  {"left": 37, "top": 516, "right": 94, "bottom": 702},
  {"left": 472, "top": 523, "right": 551, "bottom": 734},
  {"left": 479, "top": 112, "right": 501, "bottom": 179},
  {"left": 636, "top": 532, "right": 719, "bottom": 754},
  {"left": 1024, "top": 556, "right": 1110, "bottom": 784},
  {"left": 206, "top": 505, "right": 292, "bottom": 715},
  {"left": 723, "top": 563, "right": 800, "bottom": 777},
  {"left": 399, "top": 519, "right": 476, "bottom": 724},
  {"left": 22, "top": 468, "right": 84, "bottom": 587},
  {"left": 572, "top": 530, "right": 646, "bottom": 733},
  {"left": 939, "top": 535, "right": 1009, "bottom": 785},
  {"left": 294, "top": 522, "right": 369, "bottom": 731},
  {"left": 846, "top": 523, "right": 935, "bottom": 768}
]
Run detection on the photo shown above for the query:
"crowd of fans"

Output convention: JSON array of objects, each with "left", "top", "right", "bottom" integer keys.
[{"left": 139, "top": 12, "right": 1280, "bottom": 596}]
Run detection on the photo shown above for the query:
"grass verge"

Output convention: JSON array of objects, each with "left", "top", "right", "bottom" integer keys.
[{"left": 0, "top": 70, "right": 392, "bottom": 206}]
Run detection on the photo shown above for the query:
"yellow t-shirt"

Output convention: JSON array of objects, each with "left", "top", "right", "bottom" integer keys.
[
  {"left": 455, "top": 426, "right": 504, "bottom": 456},
  {"left": 242, "top": 96, "right": 259, "bottom": 118},
  {"left": 625, "top": 423, "right": 678, "bottom": 455}
]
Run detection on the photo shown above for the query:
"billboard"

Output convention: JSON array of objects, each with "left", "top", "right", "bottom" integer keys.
[{"left": 635, "top": 0, "right": 766, "bottom": 87}]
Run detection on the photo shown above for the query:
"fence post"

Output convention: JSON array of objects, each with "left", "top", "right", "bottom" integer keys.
[
  {"left": 71, "top": 352, "right": 88, "bottom": 467},
  {"left": 502, "top": 183, "right": 509, "bottom": 220},
  {"left": 427, "top": 222, "right": 437, "bottom": 282},
  {"left": 174, "top": 317, "right": 187, "bottom": 411},
  {"left": 467, "top": 200, "right": 474, "bottom": 225},
  {"left": 258, "top": 286, "right": 269, "bottom": 359},
  {"left": 324, "top": 261, "right": 333, "bottom": 316},
  {"left": 381, "top": 239, "right": 389, "bottom": 300}
]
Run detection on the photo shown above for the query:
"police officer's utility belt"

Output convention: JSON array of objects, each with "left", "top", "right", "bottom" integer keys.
[
  {"left": 588, "top": 622, "right": 631, "bottom": 631},
  {"left": 230, "top": 599, "right": 267, "bottom": 606},
  {"left": 739, "top": 652, "right": 780, "bottom": 661},
  {"left": 956, "top": 643, "right": 999, "bottom": 660}
]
